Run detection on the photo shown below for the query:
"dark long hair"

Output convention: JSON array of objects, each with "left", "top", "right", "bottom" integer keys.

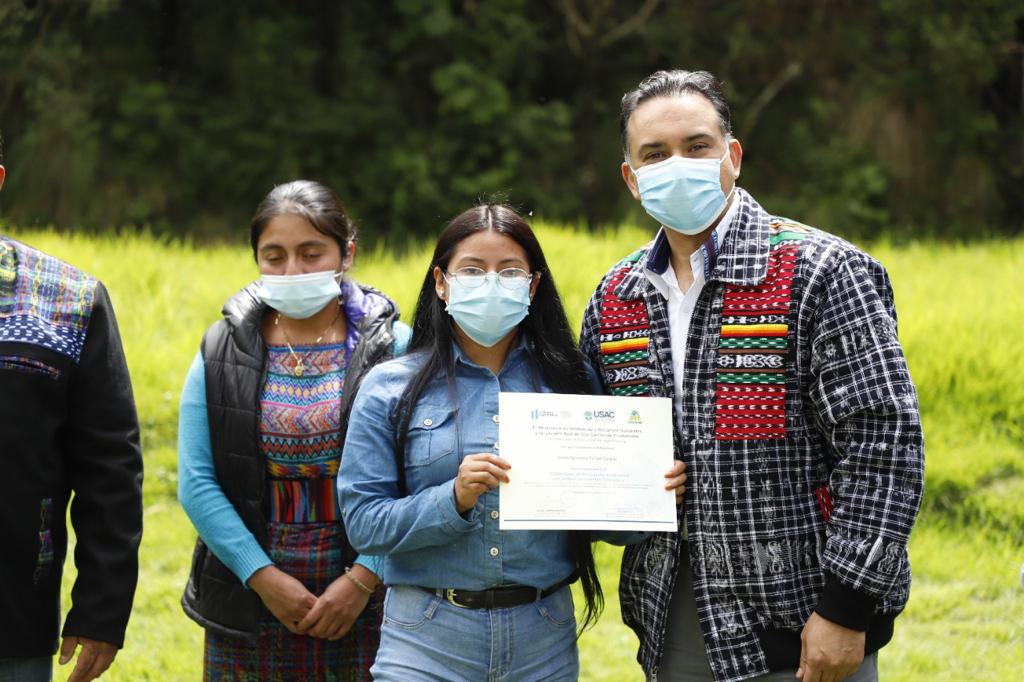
[{"left": 397, "top": 204, "right": 604, "bottom": 632}]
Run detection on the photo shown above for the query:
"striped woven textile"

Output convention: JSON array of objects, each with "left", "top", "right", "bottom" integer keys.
[
  {"left": 262, "top": 344, "right": 347, "bottom": 524},
  {"left": 0, "top": 238, "right": 96, "bottom": 361},
  {"left": 713, "top": 225, "right": 808, "bottom": 439},
  {"left": 597, "top": 250, "right": 651, "bottom": 396}
]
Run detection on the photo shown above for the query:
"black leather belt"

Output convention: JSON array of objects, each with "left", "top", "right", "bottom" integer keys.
[{"left": 421, "top": 574, "right": 576, "bottom": 610}]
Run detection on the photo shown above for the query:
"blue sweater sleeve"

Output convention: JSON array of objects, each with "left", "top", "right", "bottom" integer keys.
[
  {"left": 392, "top": 320, "right": 412, "bottom": 357},
  {"left": 177, "top": 352, "right": 272, "bottom": 585}
]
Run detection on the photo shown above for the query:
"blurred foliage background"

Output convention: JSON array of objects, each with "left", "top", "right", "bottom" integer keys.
[{"left": 0, "top": 0, "right": 1021, "bottom": 243}]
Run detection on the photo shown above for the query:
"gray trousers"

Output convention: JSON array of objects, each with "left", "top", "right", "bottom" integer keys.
[{"left": 654, "top": 548, "right": 879, "bottom": 682}]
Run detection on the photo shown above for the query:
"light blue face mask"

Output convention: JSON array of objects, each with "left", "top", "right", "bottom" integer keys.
[
  {"left": 445, "top": 274, "right": 531, "bottom": 348},
  {"left": 258, "top": 269, "right": 342, "bottom": 320},
  {"left": 631, "top": 148, "right": 733, "bottom": 235}
]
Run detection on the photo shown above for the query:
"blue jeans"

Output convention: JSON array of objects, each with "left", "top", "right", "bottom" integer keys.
[
  {"left": 0, "top": 657, "right": 51, "bottom": 682},
  {"left": 371, "top": 585, "right": 579, "bottom": 681}
]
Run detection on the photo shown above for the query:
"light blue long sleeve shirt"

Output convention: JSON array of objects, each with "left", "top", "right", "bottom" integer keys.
[
  {"left": 177, "top": 352, "right": 384, "bottom": 585},
  {"left": 337, "top": 339, "right": 645, "bottom": 591}
]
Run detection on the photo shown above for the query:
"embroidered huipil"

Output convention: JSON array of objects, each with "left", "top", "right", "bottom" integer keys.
[
  {"left": 263, "top": 343, "right": 348, "bottom": 524},
  {"left": 338, "top": 339, "right": 642, "bottom": 590},
  {"left": 580, "top": 189, "right": 924, "bottom": 681}
]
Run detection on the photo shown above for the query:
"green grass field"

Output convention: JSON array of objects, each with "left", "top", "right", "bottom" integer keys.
[{"left": 4, "top": 224, "right": 1022, "bottom": 680}]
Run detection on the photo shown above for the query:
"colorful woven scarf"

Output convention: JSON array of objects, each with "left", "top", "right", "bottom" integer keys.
[
  {"left": 597, "top": 250, "right": 650, "bottom": 396},
  {"left": 597, "top": 223, "right": 809, "bottom": 440},
  {"left": 714, "top": 224, "right": 808, "bottom": 439}
]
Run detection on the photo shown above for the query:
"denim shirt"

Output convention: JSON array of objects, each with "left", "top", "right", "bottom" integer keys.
[{"left": 338, "top": 338, "right": 643, "bottom": 590}]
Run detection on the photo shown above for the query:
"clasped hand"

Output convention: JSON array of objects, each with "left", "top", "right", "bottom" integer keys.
[
  {"left": 454, "top": 453, "right": 688, "bottom": 514},
  {"left": 248, "top": 565, "right": 374, "bottom": 640}
]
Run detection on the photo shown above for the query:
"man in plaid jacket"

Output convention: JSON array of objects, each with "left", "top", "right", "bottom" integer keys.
[{"left": 580, "top": 70, "right": 924, "bottom": 682}]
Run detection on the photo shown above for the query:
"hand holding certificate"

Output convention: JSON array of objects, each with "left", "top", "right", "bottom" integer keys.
[{"left": 498, "top": 392, "right": 677, "bottom": 531}]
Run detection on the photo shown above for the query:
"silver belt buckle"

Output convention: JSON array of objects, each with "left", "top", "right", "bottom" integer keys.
[{"left": 444, "top": 588, "right": 470, "bottom": 608}]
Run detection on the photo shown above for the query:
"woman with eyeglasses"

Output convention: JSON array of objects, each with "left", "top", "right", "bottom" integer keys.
[
  {"left": 177, "top": 180, "right": 411, "bottom": 680},
  {"left": 337, "top": 204, "right": 685, "bottom": 681}
]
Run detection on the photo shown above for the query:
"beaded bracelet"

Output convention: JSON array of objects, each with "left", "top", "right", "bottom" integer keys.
[{"left": 344, "top": 566, "right": 376, "bottom": 595}]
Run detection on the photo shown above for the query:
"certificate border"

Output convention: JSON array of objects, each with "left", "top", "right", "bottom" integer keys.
[{"left": 498, "top": 391, "right": 678, "bottom": 532}]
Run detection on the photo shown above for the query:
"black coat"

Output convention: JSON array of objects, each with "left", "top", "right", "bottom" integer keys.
[
  {"left": 0, "top": 238, "right": 143, "bottom": 658},
  {"left": 180, "top": 282, "right": 402, "bottom": 637}
]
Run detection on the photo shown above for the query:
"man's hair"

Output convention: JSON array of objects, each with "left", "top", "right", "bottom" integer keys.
[{"left": 620, "top": 69, "right": 732, "bottom": 160}]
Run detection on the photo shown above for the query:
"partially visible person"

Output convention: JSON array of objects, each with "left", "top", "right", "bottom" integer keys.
[
  {"left": 580, "top": 70, "right": 924, "bottom": 682},
  {"left": 178, "top": 180, "right": 411, "bottom": 680},
  {"left": 338, "top": 204, "right": 686, "bottom": 681},
  {"left": 0, "top": 135, "right": 144, "bottom": 682}
]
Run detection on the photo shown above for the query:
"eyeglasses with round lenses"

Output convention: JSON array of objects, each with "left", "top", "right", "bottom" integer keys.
[{"left": 445, "top": 266, "right": 534, "bottom": 289}]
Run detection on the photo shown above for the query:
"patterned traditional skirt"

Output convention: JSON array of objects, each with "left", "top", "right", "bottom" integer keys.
[{"left": 204, "top": 522, "right": 383, "bottom": 681}]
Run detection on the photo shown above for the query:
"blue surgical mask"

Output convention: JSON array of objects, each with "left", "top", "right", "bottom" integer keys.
[
  {"left": 445, "top": 274, "right": 531, "bottom": 348},
  {"left": 258, "top": 269, "right": 342, "bottom": 319},
  {"left": 631, "top": 148, "right": 733, "bottom": 235}
]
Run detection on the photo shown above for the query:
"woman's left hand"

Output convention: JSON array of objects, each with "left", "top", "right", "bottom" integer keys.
[
  {"left": 296, "top": 566, "right": 377, "bottom": 640},
  {"left": 665, "top": 459, "right": 687, "bottom": 504}
]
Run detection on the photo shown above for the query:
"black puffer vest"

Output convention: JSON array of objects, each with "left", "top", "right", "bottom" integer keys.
[{"left": 181, "top": 282, "right": 401, "bottom": 638}]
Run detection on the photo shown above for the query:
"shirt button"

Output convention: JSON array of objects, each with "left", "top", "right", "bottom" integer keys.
[
  {"left": 489, "top": 547, "right": 499, "bottom": 557},
  {"left": 493, "top": 442, "right": 499, "bottom": 450},
  {"left": 492, "top": 414, "right": 500, "bottom": 423},
  {"left": 423, "top": 418, "right": 433, "bottom": 427},
  {"left": 490, "top": 510, "right": 499, "bottom": 520}
]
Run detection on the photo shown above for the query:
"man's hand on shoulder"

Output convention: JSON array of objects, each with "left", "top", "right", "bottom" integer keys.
[
  {"left": 59, "top": 636, "right": 118, "bottom": 682},
  {"left": 796, "top": 611, "right": 865, "bottom": 682}
]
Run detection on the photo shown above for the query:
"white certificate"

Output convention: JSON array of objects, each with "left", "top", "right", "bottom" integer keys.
[{"left": 498, "top": 392, "right": 677, "bottom": 531}]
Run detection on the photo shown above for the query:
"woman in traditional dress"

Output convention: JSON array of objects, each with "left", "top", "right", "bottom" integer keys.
[{"left": 178, "top": 180, "right": 410, "bottom": 680}]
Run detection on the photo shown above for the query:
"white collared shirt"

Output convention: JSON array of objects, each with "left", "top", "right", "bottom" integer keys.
[{"left": 644, "top": 197, "right": 739, "bottom": 400}]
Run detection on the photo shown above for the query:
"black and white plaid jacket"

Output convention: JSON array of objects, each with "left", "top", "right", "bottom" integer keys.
[{"left": 579, "top": 189, "right": 924, "bottom": 681}]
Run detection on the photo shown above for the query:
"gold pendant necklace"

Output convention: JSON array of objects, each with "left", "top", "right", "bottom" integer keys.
[{"left": 276, "top": 306, "right": 342, "bottom": 377}]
